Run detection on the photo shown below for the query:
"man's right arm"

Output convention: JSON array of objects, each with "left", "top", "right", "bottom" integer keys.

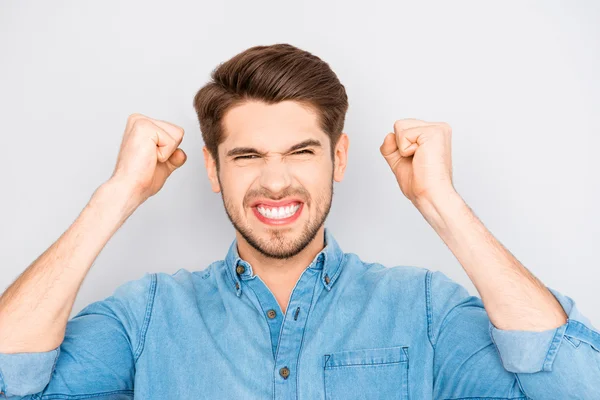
[
  {"left": 0, "top": 178, "right": 139, "bottom": 354},
  {"left": 0, "top": 271, "right": 156, "bottom": 398},
  {"left": 0, "top": 113, "right": 187, "bottom": 397}
]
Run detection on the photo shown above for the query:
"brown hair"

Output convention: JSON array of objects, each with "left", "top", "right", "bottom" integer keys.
[{"left": 193, "top": 43, "right": 348, "bottom": 167}]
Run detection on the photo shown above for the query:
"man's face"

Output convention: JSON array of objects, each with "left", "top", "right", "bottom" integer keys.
[{"left": 204, "top": 100, "right": 348, "bottom": 259}]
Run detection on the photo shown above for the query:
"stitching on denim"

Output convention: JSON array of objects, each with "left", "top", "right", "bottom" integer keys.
[
  {"left": 46, "top": 348, "right": 61, "bottom": 391},
  {"left": 245, "top": 281, "right": 277, "bottom": 360},
  {"left": 541, "top": 322, "right": 565, "bottom": 371},
  {"left": 488, "top": 324, "right": 507, "bottom": 373},
  {"left": 324, "top": 360, "right": 407, "bottom": 369},
  {"left": 324, "top": 346, "right": 409, "bottom": 368},
  {"left": 329, "top": 252, "right": 346, "bottom": 287},
  {"left": 321, "top": 252, "right": 344, "bottom": 291},
  {"left": 443, "top": 397, "right": 528, "bottom": 400},
  {"left": 222, "top": 259, "right": 238, "bottom": 290},
  {"left": 40, "top": 389, "right": 134, "bottom": 399},
  {"left": 273, "top": 268, "right": 315, "bottom": 362},
  {"left": 323, "top": 355, "right": 328, "bottom": 400},
  {"left": 404, "top": 346, "right": 410, "bottom": 400},
  {"left": 295, "top": 270, "right": 320, "bottom": 395},
  {"left": 564, "top": 335, "right": 581, "bottom": 348},
  {"left": 0, "top": 363, "right": 5, "bottom": 395},
  {"left": 425, "top": 269, "right": 435, "bottom": 348},
  {"left": 134, "top": 273, "right": 157, "bottom": 363},
  {"left": 566, "top": 320, "right": 600, "bottom": 351}
]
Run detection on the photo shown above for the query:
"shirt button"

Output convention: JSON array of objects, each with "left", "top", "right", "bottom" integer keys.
[
  {"left": 236, "top": 265, "right": 245, "bottom": 275},
  {"left": 267, "top": 309, "right": 277, "bottom": 319},
  {"left": 279, "top": 366, "right": 290, "bottom": 379}
]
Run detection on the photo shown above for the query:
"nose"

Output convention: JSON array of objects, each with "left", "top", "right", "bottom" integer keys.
[{"left": 258, "top": 157, "right": 292, "bottom": 195}]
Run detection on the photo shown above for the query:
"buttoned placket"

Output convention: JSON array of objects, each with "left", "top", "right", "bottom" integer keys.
[{"left": 235, "top": 253, "right": 327, "bottom": 399}]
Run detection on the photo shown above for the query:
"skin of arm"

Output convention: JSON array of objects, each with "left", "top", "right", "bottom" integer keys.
[
  {"left": 0, "top": 179, "right": 139, "bottom": 353},
  {"left": 415, "top": 189, "right": 567, "bottom": 331},
  {"left": 380, "top": 119, "right": 567, "bottom": 332},
  {"left": 0, "top": 113, "right": 187, "bottom": 354}
]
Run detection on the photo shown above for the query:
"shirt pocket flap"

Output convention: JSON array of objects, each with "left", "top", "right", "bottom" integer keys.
[{"left": 324, "top": 345, "right": 409, "bottom": 368}]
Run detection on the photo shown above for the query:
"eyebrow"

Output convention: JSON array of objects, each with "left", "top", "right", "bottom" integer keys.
[{"left": 226, "top": 139, "right": 322, "bottom": 158}]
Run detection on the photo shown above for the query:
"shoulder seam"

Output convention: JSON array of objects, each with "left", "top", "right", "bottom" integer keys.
[
  {"left": 134, "top": 273, "right": 157, "bottom": 362},
  {"left": 425, "top": 269, "right": 435, "bottom": 349}
]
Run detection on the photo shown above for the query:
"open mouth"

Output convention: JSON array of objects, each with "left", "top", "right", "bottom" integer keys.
[{"left": 252, "top": 201, "right": 303, "bottom": 225}]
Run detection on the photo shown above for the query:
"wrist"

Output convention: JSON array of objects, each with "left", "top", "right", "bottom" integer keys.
[
  {"left": 91, "top": 178, "right": 144, "bottom": 224},
  {"left": 414, "top": 189, "right": 465, "bottom": 232}
]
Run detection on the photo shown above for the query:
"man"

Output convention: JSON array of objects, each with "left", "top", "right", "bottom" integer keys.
[{"left": 0, "top": 43, "right": 598, "bottom": 399}]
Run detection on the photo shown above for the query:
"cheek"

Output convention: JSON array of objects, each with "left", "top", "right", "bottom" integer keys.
[
  {"left": 297, "top": 157, "right": 331, "bottom": 177},
  {"left": 220, "top": 169, "right": 255, "bottom": 204},
  {"left": 297, "top": 164, "right": 333, "bottom": 196}
]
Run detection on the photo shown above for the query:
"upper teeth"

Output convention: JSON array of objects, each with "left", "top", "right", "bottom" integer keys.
[{"left": 257, "top": 204, "right": 300, "bottom": 219}]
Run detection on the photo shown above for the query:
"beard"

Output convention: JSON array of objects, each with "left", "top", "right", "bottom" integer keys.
[{"left": 218, "top": 174, "right": 334, "bottom": 260}]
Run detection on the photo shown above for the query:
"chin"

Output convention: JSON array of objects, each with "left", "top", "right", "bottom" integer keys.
[
  {"left": 222, "top": 193, "right": 330, "bottom": 260},
  {"left": 251, "top": 228, "right": 309, "bottom": 258},
  {"left": 235, "top": 219, "right": 319, "bottom": 260}
]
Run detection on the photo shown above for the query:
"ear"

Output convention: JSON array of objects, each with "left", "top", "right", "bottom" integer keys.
[
  {"left": 333, "top": 133, "right": 349, "bottom": 182},
  {"left": 202, "top": 146, "right": 221, "bottom": 193}
]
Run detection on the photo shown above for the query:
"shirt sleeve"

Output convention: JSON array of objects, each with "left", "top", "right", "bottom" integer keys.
[
  {"left": 0, "top": 273, "right": 156, "bottom": 399},
  {"left": 426, "top": 269, "right": 600, "bottom": 399}
]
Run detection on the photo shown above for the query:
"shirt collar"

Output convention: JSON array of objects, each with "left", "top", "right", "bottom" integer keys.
[{"left": 224, "top": 227, "right": 344, "bottom": 297}]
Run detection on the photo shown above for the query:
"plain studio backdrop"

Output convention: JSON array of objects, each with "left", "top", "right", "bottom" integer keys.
[{"left": 1, "top": 1, "right": 598, "bottom": 326}]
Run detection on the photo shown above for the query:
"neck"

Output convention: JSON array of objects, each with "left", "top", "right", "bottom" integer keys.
[{"left": 235, "top": 227, "right": 326, "bottom": 313}]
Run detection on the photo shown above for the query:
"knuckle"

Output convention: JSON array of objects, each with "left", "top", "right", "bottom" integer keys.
[
  {"left": 439, "top": 122, "right": 452, "bottom": 132},
  {"left": 132, "top": 118, "right": 152, "bottom": 132},
  {"left": 394, "top": 118, "right": 424, "bottom": 132},
  {"left": 128, "top": 113, "right": 143, "bottom": 122},
  {"left": 172, "top": 125, "right": 185, "bottom": 141},
  {"left": 393, "top": 120, "right": 404, "bottom": 132}
]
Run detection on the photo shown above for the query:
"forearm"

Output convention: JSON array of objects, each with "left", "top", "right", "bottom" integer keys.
[
  {"left": 415, "top": 190, "right": 567, "bottom": 331},
  {"left": 0, "top": 179, "right": 139, "bottom": 353}
]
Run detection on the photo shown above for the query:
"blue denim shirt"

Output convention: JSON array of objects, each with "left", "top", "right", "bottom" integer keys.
[{"left": 1, "top": 228, "right": 599, "bottom": 399}]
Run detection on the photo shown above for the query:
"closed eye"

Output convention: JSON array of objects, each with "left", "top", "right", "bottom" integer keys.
[
  {"left": 234, "top": 150, "right": 313, "bottom": 160},
  {"left": 291, "top": 149, "right": 314, "bottom": 155},
  {"left": 234, "top": 154, "right": 260, "bottom": 160}
]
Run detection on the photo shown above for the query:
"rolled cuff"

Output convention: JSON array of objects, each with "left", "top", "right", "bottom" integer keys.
[
  {"left": 489, "top": 287, "right": 599, "bottom": 374},
  {"left": 0, "top": 346, "right": 60, "bottom": 397}
]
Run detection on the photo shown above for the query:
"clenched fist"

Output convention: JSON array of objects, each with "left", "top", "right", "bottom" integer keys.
[
  {"left": 110, "top": 113, "right": 187, "bottom": 206},
  {"left": 380, "top": 118, "right": 455, "bottom": 205}
]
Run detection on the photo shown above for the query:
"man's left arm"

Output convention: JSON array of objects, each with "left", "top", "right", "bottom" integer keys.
[
  {"left": 380, "top": 119, "right": 600, "bottom": 398},
  {"left": 419, "top": 189, "right": 600, "bottom": 398}
]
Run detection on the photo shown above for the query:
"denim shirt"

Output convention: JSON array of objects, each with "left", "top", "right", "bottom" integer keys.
[{"left": 1, "top": 228, "right": 599, "bottom": 399}]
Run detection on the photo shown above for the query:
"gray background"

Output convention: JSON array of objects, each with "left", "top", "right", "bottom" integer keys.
[{"left": 1, "top": 1, "right": 598, "bottom": 324}]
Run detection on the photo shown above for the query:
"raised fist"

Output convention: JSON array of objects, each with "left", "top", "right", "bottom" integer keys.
[{"left": 110, "top": 113, "right": 187, "bottom": 205}]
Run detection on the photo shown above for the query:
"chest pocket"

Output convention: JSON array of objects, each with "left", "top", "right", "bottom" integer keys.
[{"left": 323, "top": 345, "right": 409, "bottom": 400}]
